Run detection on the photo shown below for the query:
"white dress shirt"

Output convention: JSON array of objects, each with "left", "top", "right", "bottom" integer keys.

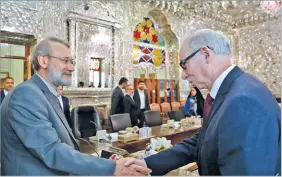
[
  {"left": 4, "top": 90, "right": 8, "bottom": 96},
  {"left": 210, "top": 65, "right": 236, "bottom": 99},
  {"left": 138, "top": 89, "right": 145, "bottom": 109},
  {"left": 58, "top": 96, "right": 64, "bottom": 110}
]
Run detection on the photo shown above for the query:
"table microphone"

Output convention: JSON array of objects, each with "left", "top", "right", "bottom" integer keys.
[{"left": 77, "top": 137, "right": 100, "bottom": 157}]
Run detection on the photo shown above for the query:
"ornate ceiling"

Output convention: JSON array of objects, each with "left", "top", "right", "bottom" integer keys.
[{"left": 147, "top": 0, "right": 281, "bottom": 29}]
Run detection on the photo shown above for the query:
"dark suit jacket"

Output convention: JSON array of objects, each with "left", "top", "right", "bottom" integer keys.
[
  {"left": 62, "top": 96, "right": 71, "bottom": 127},
  {"left": 0, "top": 90, "right": 5, "bottom": 104},
  {"left": 133, "top": 89, "right": 150, "bottom": 111},
  {"left": 110, "top": 86, "right": 125, "bottom": 115},
  {"left": 145, "top": 66, "right": 281, "bottom": 175},
  {"left": 123, "top": 95, "right": 140, "bottom": 126}
]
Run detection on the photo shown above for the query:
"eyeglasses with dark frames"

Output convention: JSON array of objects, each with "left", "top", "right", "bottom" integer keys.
[
  {"left": 179, "top": 46, "right": 213, "bottom": 70},
  {"left": 48, "top": 55, "right": 76, "bottom": 66}
]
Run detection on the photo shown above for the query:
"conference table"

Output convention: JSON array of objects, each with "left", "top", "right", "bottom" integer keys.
[{"left": 79, "top": 124, "right": 201, "bottom": 176}]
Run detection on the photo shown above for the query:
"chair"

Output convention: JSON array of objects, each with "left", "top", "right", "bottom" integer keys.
[
  {"left": 150, "top": 103, "right": 161, "bottom": 112},
  {"left": 168, "top": 110, "right": 185, "bottom": 121},
  {"left": 110, "top": 113, "right": 132, "bottom": 132},
  {"left": 71, "top": 106, "right": 102, "bottom": 139},
  {"left": 144, "top": 111, "right": 162, "bottom": 127},
  {"left": 160, "top": 102, "right": 171, "bottom": 114},
  {"left": 171, "top": 102, "right": 181, "bottom": 111}
]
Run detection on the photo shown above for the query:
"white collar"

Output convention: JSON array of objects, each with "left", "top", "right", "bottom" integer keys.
[
  {"left": 3, "top": 89, "right": 8, "bottom": 96},
  {"left": 210, "top": 65, "right": 236, "bottom": 99},
  {"left": 138, "top": 89, "right": 144, "bottom": 93}
]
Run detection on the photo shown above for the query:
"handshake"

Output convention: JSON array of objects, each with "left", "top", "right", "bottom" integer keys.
[{"left": 110, "top": 154, "right": 152, "bottom": 176}]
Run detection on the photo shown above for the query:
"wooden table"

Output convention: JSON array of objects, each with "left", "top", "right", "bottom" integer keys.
[
  {"left": 113, "top": 125, "right": 200, "bottom": 153},
  {"left": 79, "top": 124, "right": 201, "bottom": 176},
  {"left": 80, "top": 124, "right": 201, "bottom": 154}
]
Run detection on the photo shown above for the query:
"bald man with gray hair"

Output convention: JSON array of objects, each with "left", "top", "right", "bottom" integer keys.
[{"left": 124, "top": 29, "right": 281, "bottom": 175}]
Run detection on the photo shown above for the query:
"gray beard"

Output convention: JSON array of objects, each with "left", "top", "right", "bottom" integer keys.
[{"left": 46, "top": 63, "right": 72, "bottom": 86}]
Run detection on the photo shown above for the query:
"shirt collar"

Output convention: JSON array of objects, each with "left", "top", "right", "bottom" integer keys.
[
  {"left": 3, "top": 89, "right": 8, "bottom": 96},
  {"left": 36, "top": 73, "right": 59, "bottom": 97},
  {"left": 138, "top": 89, "right": 144, "bottom": 93},
  {"left": 210, "top": 64, "right": 236, "bottom": 99}
]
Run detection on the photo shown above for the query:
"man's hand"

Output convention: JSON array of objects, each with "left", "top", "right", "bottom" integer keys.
[
  {"left": 124, "top": 158, "right": 147, "bottom": 168},
  {"left": 114, "top": 158, "right": 151, "bottom": 176}
]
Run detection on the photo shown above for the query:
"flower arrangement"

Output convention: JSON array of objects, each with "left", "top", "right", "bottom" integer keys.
[{"left": 149, "top": 137, "right": 172, "bottom": 152}]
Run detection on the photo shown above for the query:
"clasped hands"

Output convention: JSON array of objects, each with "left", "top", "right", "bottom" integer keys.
[{"left": 110, "top": 154, "right": 151, "bottom": 176}]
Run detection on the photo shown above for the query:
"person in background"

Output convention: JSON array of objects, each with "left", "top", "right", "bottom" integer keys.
[
  {"left": 133, "top": 80, "right": 150, "bottom": 127},
  {"left": 124, "top": 84, "right": 142, "bottom": 127},
  {"left": 123, "top": 29, "right": 281, "bottom": 175},
  {"left": 0, "top": 76, "right": 14, "bottom": 104},
  {"left": 110, "top": 77, "right": 128, "bottom": 115},
  {"left": 0, "top": 37, "right": 151, "bottom": 176},
  {"left": 57, "top": 86, "right": 71, "bottom": 127},
  {"left": 184, "top": 87, "right": 204, "bottom": 117}
]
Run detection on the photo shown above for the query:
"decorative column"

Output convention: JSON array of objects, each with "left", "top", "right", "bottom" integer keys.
[{"left": 69, "top": 19, "right": 77, "bottom": 87}]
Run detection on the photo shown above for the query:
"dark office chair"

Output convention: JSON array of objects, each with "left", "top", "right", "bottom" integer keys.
[
  {"left": 143, "top": 110, "right": 162, "bottom": 127},
  {"left": 168, "top": 110, "right": 185, "bottom": 121},
  {"left": 71, "top": 106, "right": 102, "bottom": 139},
  {"left": 110, "top": 113, "right": 132, "bottom": 132}
]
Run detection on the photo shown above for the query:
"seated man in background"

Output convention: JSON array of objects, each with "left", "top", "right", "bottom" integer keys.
[
  {"left": 124, "top": 84, "right": 144, "bottom": 127},
  {"left": 0, "top": 76, "right": 14, "bottom": 104},
  {"left": 57, "top": 86, "right": 71, "bottom": 127}
]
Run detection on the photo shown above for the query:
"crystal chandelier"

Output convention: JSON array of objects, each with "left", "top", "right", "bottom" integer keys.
[{"left": 260, "top": 1, "right": 281, "bottom": 14}]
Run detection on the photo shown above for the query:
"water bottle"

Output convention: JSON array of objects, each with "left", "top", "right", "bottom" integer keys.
[
  {"left": 139, "top": 128, "right": 144, "bottom": 138},
  {"left": 144, "top": 125, "right": 148, "bottom": 138},
  {"left": 148, "top": 127, "right": 152, "bottom": 137}
]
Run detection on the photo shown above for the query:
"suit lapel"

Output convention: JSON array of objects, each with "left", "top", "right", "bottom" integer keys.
[
  {"left": 126, "top": 95, "right": 135, "bottom": 104},
  {"left": 205, "top": 66, "right": 244, "bottom": 127},
  {"left": 197, "top": 66, "right": 244, "bottom": 167},
  {"left": 31, "top": 74, "right": 79, "bottom": 149}
]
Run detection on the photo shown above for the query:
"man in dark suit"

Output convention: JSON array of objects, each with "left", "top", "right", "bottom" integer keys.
[
  {"left": 133, "top": 80, "right": 149, "bottom": 127},
  {"left": 124, "top": 29, "right": 281, "bottom": 175},
  {"left": 57, "top": 86, "right": 71, "bottom": 127},
  {"left": 0, "top": 76, "right": 14, "bottom": 104},
  {"left": 124, "top": 84, "right": 142, "bottom": 127},
  {"left": 0, "top": 37, "right": 151, "bottom": 175},
  {"left": 110, "top": 77, "right": 128, "bottom": 115}
]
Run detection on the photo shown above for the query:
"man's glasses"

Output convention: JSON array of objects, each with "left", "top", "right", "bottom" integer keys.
[
  {"left": 179, "top": 46, "right": 213, "bottom": 70},
  {"left": 48, "top": 55, "right": 76, "bottom": 66}
]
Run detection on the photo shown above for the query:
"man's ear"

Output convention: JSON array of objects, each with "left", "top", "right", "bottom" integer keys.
[
  {"left": 38, "top": 55, "right": 48, "bottom": 69},
  {"left": 201, "top": 46, "right": 212, "bottom": 64}
]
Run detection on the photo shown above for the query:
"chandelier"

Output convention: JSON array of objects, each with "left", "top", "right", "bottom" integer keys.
[{"left": 260, "top": 1, "right": 281, "bottom": 14}]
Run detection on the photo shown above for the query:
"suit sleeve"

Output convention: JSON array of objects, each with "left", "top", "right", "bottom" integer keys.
[
  {"left": 218, "top": 95, "right": 281, "bottom": 175},
  {"left": 7, "top": 85, "right": 116, "bottom": 176},
  {"left": 110, "top": 89, "right": 119, "bottom": 115},
  {"left": 123, "top": 97, "right": 131, "bottom": 114},
  {"left": 145, "top": 131, "right": 200, "bottom": 175},
  {"left": 145, "top": 93, "right": 150, "bottom": 110},
  {"left": 123, "top": 97, "right": 138, "bottom": 125}
]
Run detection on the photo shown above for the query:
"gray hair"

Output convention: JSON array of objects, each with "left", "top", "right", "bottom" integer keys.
[
  {"left": 187, "top": 29, "right": 232, "bottom": 56},
  {"left": 31, "top": 37, "right": 70, "bottom": 71}
]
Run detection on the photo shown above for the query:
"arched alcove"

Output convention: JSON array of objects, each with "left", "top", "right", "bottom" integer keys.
[{"left": 132, "top": 8, "right": 179, "bottom": 80}]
